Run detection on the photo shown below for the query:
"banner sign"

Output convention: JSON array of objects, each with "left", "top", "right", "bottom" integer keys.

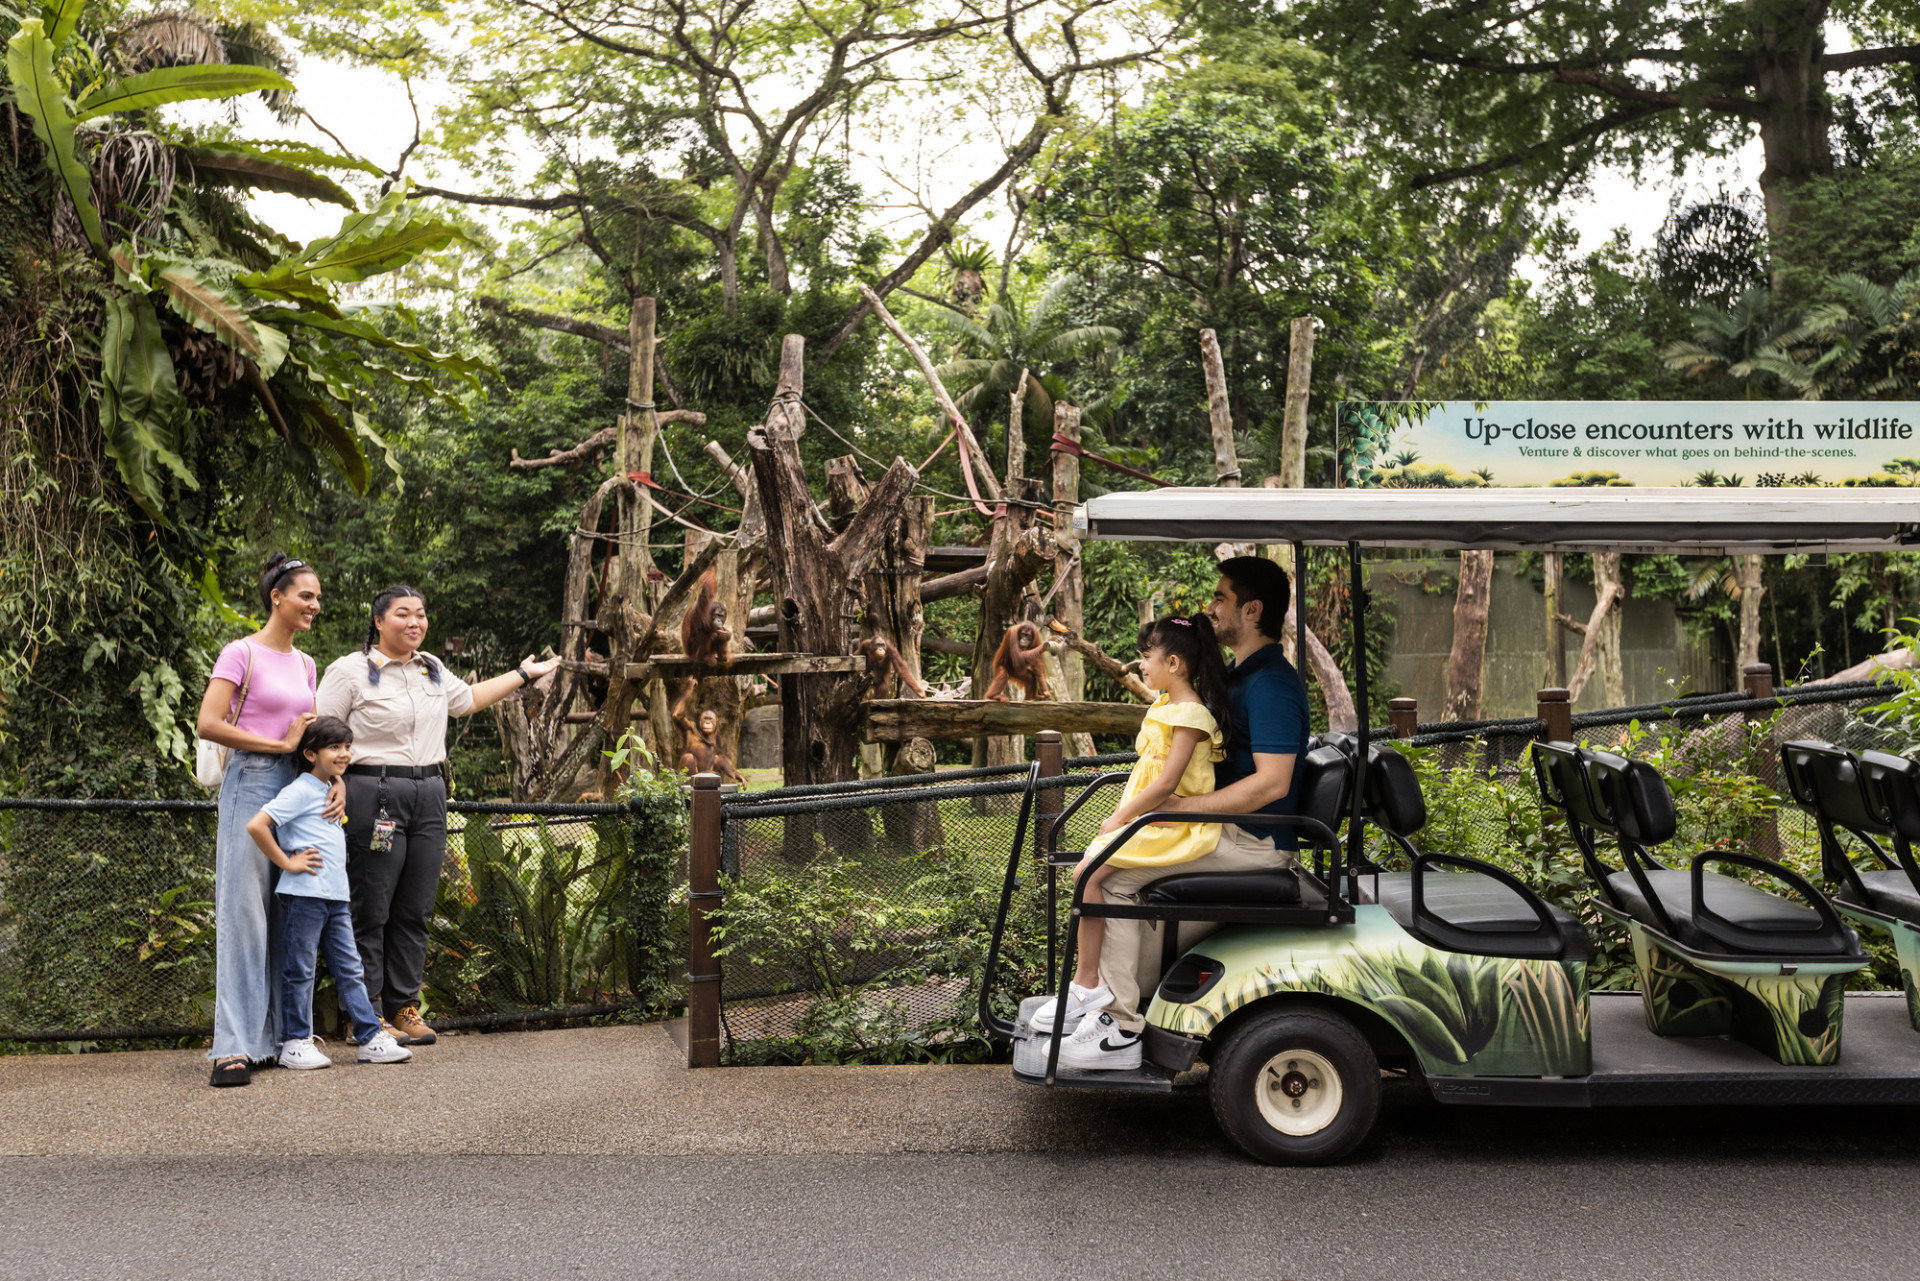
[{"left": 1338, "top": 401, "right": 1920, "bottom": 488}]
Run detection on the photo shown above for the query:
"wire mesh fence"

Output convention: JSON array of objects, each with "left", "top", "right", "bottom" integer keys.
[
  {"left": 710, "top": 681, "right": 1905, "bottom": 1059},
  {"left": 0, "top": 799, "right": 682, "bottom": 1045},
  {"left": 0, "top": 681, "right": 1903, "bottom": 1053}
]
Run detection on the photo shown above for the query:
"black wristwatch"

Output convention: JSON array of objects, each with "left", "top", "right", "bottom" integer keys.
[{"left": 516, "top": 665, "right": 534, "bottom": 686}]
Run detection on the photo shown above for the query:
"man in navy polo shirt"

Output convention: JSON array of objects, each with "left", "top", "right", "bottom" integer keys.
[{"left": 1082, "top": 558, "right": 1310, "bottom": 1064}]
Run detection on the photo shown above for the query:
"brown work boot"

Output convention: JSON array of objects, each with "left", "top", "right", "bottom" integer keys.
[{"left": 390, "top": 1004, "right": 437, "bottom": 1046}]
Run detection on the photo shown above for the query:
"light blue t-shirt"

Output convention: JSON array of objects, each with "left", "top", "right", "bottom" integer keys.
[{"left": 261, "top": 773, "right": 349, "bottom": 902}]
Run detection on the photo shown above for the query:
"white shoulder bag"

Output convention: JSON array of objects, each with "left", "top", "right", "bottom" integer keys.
[{"left": 195, "top": 643, "right": 257, "bottom": 789}]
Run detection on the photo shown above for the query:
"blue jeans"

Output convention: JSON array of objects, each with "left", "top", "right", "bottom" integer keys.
[
  {"left": 280, "top": 896, "right": 383, "bottom": 1045},
  {"left": 211, "top": 750, "right": 298, "bottom": 1061}
]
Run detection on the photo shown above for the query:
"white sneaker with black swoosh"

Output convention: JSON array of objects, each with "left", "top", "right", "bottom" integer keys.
[{"left": 1056, "top": 1011, "right": 1142, "bottom": 1070}]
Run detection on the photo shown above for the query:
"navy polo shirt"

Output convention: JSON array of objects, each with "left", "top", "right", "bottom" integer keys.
[{"left": 1217, "top": 641, "right": 1312, "bottom": 846}]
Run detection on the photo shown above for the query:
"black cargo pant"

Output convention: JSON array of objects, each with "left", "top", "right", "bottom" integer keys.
[{"left": 343, "top": 769, "right": 446, "bottom": 1018}]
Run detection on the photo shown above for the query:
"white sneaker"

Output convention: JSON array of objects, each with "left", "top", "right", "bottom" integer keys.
[
  {"left": 1057, "top": 1011, "right": 1142, "bottom": 1070},
  {"left": 1028, "top": 982, "right": 1112, "bottom": 1034},
  {"left": 278, "top": 1036, "right": 331, "bottom": 1071},
  {"left": 357, "top": 1030, "right": 413, "bottom": 1065}
]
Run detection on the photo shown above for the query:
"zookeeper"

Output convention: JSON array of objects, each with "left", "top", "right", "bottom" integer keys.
[{"left": 316, "top": 582, "right": 560, "bottom": 1046}]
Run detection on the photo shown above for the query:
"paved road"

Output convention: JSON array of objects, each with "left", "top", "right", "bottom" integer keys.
[{"left": 8, "top": 1084, "right": 1920, "bottom": 1280}]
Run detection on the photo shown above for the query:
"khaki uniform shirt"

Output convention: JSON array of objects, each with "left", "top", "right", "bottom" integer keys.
[{"left": 316, "top": 650, "right": 474, "bottom": 766}]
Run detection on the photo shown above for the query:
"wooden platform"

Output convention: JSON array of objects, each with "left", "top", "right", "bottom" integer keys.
[
  {"left": 563, "top": 652, "right": 867, "bottom": 681},
  {"left": 863, "top": 698, "right": 1148, "bottom": 742}
]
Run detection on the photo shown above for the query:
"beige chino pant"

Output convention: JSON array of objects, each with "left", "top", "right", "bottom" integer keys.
[{"left": 1095, "top": 824, "right": 1293, "bottom": 1033}]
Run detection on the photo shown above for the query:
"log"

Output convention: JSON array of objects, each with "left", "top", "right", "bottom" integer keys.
[
  {"left": 1051, "top": 402, "right": 1092, "bottom": 755},
  {"left": 856, "top": 283, "right": 1001, "bottom": 503},
  {"left": 1567, "top": 555, "right": 1624, "bottom": 702},
  {"left": 563, "top": 652, "right": 867, "bottom": 680},
  {"left": 972, "top": 476, "right": 1053, "bottom": 778},
  {"left": 1049, "top": 625, "right": 1154, "bottom": 703},
  {"left": 510, "top": 412, "right": 707, "bottom": 469},
  {"left": 1279, "top": 317, "right": 1315, "bottom": 490},
  {"left": 1007, "top": 367, "right": 1029, "bottom": 482},
  {"left": 864, "top": 699, "right": 1148, "bottom": 743},
  {"left": 922, "top": 564, "right": 990, "bottom": 603},
  {"left": 923, "top": 636, "right": 976, "bottom": 657},
  {"left": 747, "top": 332, "right": 918, "bottom": 790},
  {"left": 1200, "top": 330, "right": 1241, "bottom": 486}
]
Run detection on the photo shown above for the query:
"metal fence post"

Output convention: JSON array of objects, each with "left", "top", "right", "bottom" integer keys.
[
  {"left": 1388, "top": 697, "right": 1418, "bottom": 739},
  {"left": 687, "top": 772, "right": 723, "bottom": 1068},
  {"left": 1743, "top": 662, "right": 1782, "bottom": 859},
  {"left": 1536, "top": 687, "right": 1572, "bottom": 743}
]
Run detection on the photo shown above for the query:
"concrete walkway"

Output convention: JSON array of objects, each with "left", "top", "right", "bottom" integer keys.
[{"left": 0, "top": 1023, "right": 1221, "bottom": 1158}]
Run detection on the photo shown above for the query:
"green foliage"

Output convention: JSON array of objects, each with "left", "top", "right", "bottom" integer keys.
[
  {"left": 0, "top": 807, "right": 220, "bottom": 1034},
  {"left": 426, "top": 779, "right": 684, "bottom": 1017}
]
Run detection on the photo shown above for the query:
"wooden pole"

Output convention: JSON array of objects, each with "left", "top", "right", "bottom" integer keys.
[
  {"left": 1744, "top": 661, "right": 1781, "bottom": 859},
  {"left": 1200, "top": 330, "right": 1241, "bottom": 487},
  {"left": 1536, "top": 687, "right": 1572, "bottom": 744},
  {"left": 1050, "top": 403, "right": 1092, "bottom": 755},
  {"left": 1279, "top": 317, "right": 1315, "bottom": 491},
  {"left": 856, "top": 283, "right": 1002, "bottom": 503},
  {"left": 602, "top": 297, "right": 658, "bottom": 789},
  {"left": 686, "top": 771, "right": 723, "bottom": 1068},
  {"left": 1389, "top": 697, "right": 1418, "bottom": 739},
  {"left": 1543, "top": 551, "right": 1566, "bottom": 688}
]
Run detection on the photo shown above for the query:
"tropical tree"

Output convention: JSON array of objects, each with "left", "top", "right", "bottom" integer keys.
[
  {"left": 1, "top": 0, "right": 478, "bottom": 796},
  {"left": 4, "top": 0, "right": 477, "bottom": 517},
  {"left": 927, "top": 275, "right": 1122, "bottom": 464},
  {"left": 1273, "top": 0, "right": 1920, "bottom": 280}
]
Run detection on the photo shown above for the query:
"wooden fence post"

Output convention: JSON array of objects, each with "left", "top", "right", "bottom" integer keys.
[
  {"left": 686, "top": 772, "right": 723, "bottom": 1068},
  {"left": 1388, "top": 697, "right": 1418, "bottom": 739},
  {"left": 1537, "top": 687, "right": 1572, "bottom": 743},
  {"left": 1036, "top": 730, "right": 1063, "bottom": 861},
  {"left": 1743, "top": 662, "right": 1781, "bottom": 859}
]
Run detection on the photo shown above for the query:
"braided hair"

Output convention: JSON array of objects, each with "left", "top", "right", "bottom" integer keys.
[
  {"left": 1137, "top": 613, "right": 1234, "bottom": 750},
  {"left": 363, "top": 584, "right": 440, "bottom": 685},
  {"left": 257, "top": 552, "right": 316, "bottom": 614}
]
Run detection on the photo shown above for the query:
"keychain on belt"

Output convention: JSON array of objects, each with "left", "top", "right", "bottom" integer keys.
[{"left": 371, "top": 777, "right": 396, "bottom": 853}]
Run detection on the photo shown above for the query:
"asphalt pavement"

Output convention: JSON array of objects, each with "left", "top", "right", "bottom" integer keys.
[{"left": 4, "top": 1025, "right": 1918, "bottom": 1279}]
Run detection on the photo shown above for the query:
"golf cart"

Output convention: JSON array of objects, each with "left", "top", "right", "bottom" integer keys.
[{"left": 979, "top": 486, "right": 1920, "bottom": 1165}]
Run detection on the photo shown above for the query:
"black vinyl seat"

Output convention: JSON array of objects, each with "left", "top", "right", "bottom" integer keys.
[
  {"left": 1780, "top": 740, "right": 1920, "bottom": 925},
  {"left": 1344, "top": 739, "right": 1588, "bottom": 961},
  {"left": 1143, "top": 868, "right": 1301, "bottom": 907},
  {"left": 1535, "top": 740, "right": 1863, "bottom": 960},
  {"left": 1134, "top": 741, "right": 1351, "bottom": 912}
]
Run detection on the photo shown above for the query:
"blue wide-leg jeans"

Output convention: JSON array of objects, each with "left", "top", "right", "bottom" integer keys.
[{"left": 209, "top": 750, "right": 297, "bottom": 1062}]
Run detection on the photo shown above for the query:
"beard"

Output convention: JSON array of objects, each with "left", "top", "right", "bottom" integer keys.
[{"left": 1210, "top": 610, "right": 1242, "bottom": 648}]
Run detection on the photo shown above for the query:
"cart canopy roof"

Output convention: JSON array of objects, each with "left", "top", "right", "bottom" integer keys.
[{"left": 1072, "top": 487, "right": 1920, "bottom": 553}]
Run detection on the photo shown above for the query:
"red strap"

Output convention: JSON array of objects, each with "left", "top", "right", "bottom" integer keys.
[
  {"left": 953, "top": 433, "right": 999, "bottom": 518},
  {"left": 628, "top": 471, "right": 745, "bottom": 516},
  {"left": 1048, "top": 434, "right": 1174, "bottom": 488}
]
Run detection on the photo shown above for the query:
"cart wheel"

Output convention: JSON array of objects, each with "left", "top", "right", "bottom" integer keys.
[{"left": 1209, "top": 1005, "right": 1380, "bottom": 1165}]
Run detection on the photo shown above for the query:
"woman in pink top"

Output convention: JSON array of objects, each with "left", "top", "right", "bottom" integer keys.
[{"left": 194, "top": 552, "right": 341, "bottom": 1088}]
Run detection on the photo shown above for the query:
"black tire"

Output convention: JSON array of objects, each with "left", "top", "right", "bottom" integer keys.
[{"left": 1208, "top": 1004, "right": 1381, "bottom": 1165}]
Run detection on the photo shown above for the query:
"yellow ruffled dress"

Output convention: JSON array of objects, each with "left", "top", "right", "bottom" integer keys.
[{"left": 1086, "top": 695, "right": 1226, "bottom": 869}]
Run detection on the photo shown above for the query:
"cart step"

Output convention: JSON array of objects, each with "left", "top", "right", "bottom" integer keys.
[{"left": 1009, "top": 995, "right": 1176, "bottom": 1091}]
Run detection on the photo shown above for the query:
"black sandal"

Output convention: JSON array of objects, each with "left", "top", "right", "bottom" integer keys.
[{"left": 209, "top": 1056, "right": 251, "bottom": 1088}]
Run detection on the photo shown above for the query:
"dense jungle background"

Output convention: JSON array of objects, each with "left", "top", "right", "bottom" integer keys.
[{"left": 8, "top": 0, "right": 1920, "bottom": 800}]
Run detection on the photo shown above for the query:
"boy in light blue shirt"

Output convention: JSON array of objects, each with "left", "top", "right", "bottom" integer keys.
[{"left": 248, "top": 716, "right": 412, "bottom": 1069}]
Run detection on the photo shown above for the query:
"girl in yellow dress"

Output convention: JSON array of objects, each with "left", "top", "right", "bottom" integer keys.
[{"left": 1034, "top": 613, "right": 1233, "bottom": 1033}]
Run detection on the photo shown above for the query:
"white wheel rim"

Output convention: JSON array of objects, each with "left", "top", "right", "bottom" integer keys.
[{"left": 1254, "top": 1048, "right": 1343, "bottom": 1137}]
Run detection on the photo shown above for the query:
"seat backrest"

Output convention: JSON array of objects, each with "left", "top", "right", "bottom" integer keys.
[
  {"left": 1531, "top": 740, "right": 1677, "bottom": 846},
  {"left": 1587, "top": 748, "right": 1678, "bottom": 847},
  {"left": 1860, "top": 750, "right": 1920, "bottom": 843},
  {"left": 1291, "top": 742, "right": 1353, "bottom": 837},
  {"left": 1533, "top": 741, "right": 1612, "bottom": 831},
  {"left": 1781, "top": 740, "right": 1885, "bottom": 834},
  {"left": 1365, "top": 743, "right": 1426, "bottom": 838}
]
